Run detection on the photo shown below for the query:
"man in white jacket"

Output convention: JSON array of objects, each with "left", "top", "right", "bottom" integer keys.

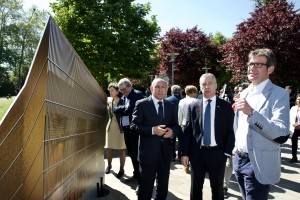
[{"left": 178, "top": 85, "right": 198, "bottom": 173}]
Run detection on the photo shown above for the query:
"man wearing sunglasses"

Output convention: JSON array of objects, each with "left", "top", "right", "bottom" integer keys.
[{"left": 233, "top": 48, "right": 290, "bottom": 200}]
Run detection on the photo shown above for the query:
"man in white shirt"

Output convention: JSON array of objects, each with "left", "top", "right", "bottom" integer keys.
[
  {"left": 233, "top": 48, "right": 290, "bottom": 200},
  {"left": 178, "top": 85, "right": 198, "bottom": 173}
]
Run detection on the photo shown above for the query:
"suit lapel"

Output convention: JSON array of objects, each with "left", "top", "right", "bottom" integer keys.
[
  {"left": 147, "top": 97, "right": 158, "bottom": 117},
  {"left": 197, "top": 99, "right": 203, "bottom": 128},
  {"left": 255, "top": 81, "right": 273, "bottom": 111}
]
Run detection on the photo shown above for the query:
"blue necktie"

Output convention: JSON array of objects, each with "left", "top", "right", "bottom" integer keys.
[
  {"left": 158, "top": 101, "right": 164, "bottom": 123},
  {"left": 204, "top": 100, "right": 212, "bottom": 146}
]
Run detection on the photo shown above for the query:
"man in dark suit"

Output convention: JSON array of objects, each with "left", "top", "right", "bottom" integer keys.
[
  {"left": 166, "top": 85, "right": 182, "bottom": 161},
  {"left": 113, "top": 78, "right": 144, "bottom": 182},
  {"left": 131, "top": 77, "right": 182, "bottom": 200},
  {"left": 182, "top": 73, "right": 235, "bottom": 200}
]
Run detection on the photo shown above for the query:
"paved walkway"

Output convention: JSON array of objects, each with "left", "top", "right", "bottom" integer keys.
[{"left": 83, "top": 143, "right": 300, "bottom": 200}]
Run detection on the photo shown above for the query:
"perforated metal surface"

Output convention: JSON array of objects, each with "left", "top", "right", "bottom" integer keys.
[{"left": 0, "top": 17, "right": 106, "bottom": 200}]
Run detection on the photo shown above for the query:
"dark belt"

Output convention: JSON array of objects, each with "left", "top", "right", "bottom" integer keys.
[
  {"left": 200, "top": 146, "right": 218, "bottom": 150},
  {"left": 122, "top": 125, "right": 130, "bottom": 129},
  {"left": 236, "top": 151, "right": 249, "bottom": 158}
]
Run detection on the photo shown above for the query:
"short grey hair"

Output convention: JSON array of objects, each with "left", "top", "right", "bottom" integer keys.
[
  {"left": 199, "top": 73, "right": 217, "bottom": 84},
  {"left": 170, "top": 85, "right": 181, "bottom": 95},
  {"left": 151, "top": 77, "right": 169, "bottom": 87},
  {"left": 118, "top": 78, "right": 132, "bottom": 87}
]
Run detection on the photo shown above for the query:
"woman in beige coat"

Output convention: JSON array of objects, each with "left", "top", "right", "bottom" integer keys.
[{"left": 105, "top": 83, "right": 126, "bottom": 178}]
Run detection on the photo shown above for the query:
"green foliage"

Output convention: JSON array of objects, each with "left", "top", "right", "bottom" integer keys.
[
  {"left": 222, "top": 0, "right": 300, "bottom": 87},
  {"left": 0, "top": 0, "right": 47, "bottom": 91},
  {"left": 50, "top": 0, "right": 160, "bottom": 87},
  {"left": 0, "top": 66, "right": 16, "bottom": 96}
]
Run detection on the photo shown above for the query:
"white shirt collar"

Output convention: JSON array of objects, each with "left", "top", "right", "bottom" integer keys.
[
  {"left": 249, "top": 79, "right": 269, "bottom": 95},
  {"left": 152, "top": 95, "right": 163, "bottom": 105},
  {"left": 203, "top": 95, "right": 216, "bottom": 103}
]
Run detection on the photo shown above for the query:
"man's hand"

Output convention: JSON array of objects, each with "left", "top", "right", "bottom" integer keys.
[
  {"left": 233, "top": 98, "right": 253, "bottom": 116},
  {"left": 181, "top": 156, "right": 189, "bottom": 167},
  {"left": 153, "top": 125, "right": 167, "bottom": 136},
  {"left": 163, "top": 127, "right": 173, "bottom": 138},
  {"left": 293, "top": 123, "right": 300, "bottom": 130}
]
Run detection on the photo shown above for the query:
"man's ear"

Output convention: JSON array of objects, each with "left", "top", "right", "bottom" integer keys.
[
  {"left": 150, "top": 86, "right": 153, "bottom": 93},
  {"left": 267, "top": 66, "right": 275, "bottom": 75}
]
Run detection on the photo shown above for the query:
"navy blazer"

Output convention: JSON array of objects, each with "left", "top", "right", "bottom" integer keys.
[
  {"left": 182, "top": 97, "right": 235, "bottom": 158},
  {"left": 113, "top": 89, "right": 144, "bottom": 124},
  {"left": 131, "top": 97, "right": 182, "bottom": 164}
]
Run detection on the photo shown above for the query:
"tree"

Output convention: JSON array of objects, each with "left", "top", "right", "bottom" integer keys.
[
  {"left": 50, "top": 0, "right": 160, "bottom": 87},
  {"left": 0, "top": 0, "right": 22, "bottom": 65},
  {"left": 222, "top": 0, "right": 300, "bottom": 87},
  {"left": 252, "top": 0, "right": 276, "bottom": 7},
  {"left": 157, "top": 27, "right": 222, "bottom": 88},
  {"left": 1, "top": 0, "right": 47, "bottom": 91},
  {"left": 0, "top": 66, "right": 15, "bottom": 96},
  {"left": 9, "top": 7, "right": 47, "bottom": 90}
]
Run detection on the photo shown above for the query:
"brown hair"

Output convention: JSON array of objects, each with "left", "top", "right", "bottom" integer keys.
[{"left": 108, "top": 82, "right": 122, "bottom": 98}]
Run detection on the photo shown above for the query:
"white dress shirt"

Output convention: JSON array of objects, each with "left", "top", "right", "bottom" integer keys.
[
  {"left": 121, "top": 97, "right": 130, "bottom": 126},
  {"left": 235, "top": 79, "right": 269, "bottom": 153}
]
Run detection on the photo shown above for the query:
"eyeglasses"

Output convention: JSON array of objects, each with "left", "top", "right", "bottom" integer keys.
[
  {"left": 247, "top": 62, "right": 269, "bottom": 68},
  {"left": 119, "top": 86, "right": 128, "bottom": 92}
]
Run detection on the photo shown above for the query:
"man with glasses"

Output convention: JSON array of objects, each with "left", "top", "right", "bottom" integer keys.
[
  {"left": 113, "top": 78, "right": 144, "bottom": 183},
  {"left": 233, "top": 48, "right": 290, "bottom": 200}
]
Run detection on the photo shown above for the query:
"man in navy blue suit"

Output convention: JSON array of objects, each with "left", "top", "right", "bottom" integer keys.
[
  {"left": 182, "top": 73, "right": 235, "bottom": 200},
  {"left": 131, "top": 77, "right": 182, "bottom": 200}
]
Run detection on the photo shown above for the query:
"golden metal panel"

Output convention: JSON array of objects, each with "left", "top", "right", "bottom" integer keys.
[{"left": 0, "top": 17, "right": 106, "bottom": 200}]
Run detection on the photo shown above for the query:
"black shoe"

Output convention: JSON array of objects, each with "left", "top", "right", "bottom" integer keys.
[
  {"left": 289, "top": 158, "right": 298, "bottom": 163},
  {"left": 125, "top": 176, "right": 139, "bottom": 183},
  {"left": 116, "top": 169, "right": 124, "bottom": 178},
  {"left": 224, "top": 188, "right": 228, "bottom": 198},
  {"left": 105, "top": 166, "right": 111, "bottom": 174}
]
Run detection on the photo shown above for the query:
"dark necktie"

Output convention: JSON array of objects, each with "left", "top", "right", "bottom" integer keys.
[
  {"left": 158, "top": 101, "right": 164, "bottom": 123},
  {"left": 204, "top": 100, "right": 212, "bottom": 146}
]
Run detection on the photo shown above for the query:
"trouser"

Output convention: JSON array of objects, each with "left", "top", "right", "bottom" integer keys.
[
  {"left": 123, "top": 126, "right": 141, "bottom": 179},
  {"left": 190, "top": 148, "right": 227, "bottom": 200},
  {"left": 233, "top": 153, "right": 270, "bottom": 200},
  {"left": 291, "top": 129, "right": 300, "bottom": 159},
  {"left": 224, "top": 156, "right": 233, "bottom": 189}
]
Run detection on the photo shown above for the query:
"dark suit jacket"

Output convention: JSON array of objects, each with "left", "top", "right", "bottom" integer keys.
[
  {"left": 130, "top": 97, "right": 182, "bottom": 164},
  {"left": 113, "top": 89, "right": 144, "bottom": 125},
  {"left": 182, "top": 97, "right": 235, "bottom": 159}
]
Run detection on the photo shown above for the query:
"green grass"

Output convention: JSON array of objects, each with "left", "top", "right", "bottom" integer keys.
[{"left": 0, "top": 96, "right": 15, "bottom": 122}]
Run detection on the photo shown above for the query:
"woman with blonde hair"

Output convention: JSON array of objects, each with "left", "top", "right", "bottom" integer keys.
[{"left": 105, "top": 82, "right": 126, "bottom": 177}]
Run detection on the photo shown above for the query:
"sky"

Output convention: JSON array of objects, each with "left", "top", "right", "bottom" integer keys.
[{"left": 23, "top": 0, "right": 300, "bottom": 38}]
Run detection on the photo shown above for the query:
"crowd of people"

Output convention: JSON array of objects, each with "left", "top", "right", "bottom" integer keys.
[{"left": 104, "top": 48, "right": 297, "bottom": 200}]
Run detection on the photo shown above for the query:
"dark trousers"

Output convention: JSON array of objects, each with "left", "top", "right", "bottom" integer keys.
[
  {"left": 138, "top": 152, "right": 170, "bottom": 200},
  {"left": 291, "top": 129, "right": 300, "bottom": 159},
  {"left": 173, "top": 128, "right": 184, "bottom": 159},
  {"left": 123, "top": 127, "right": 140, "bottom": 179},
  {"left": 190, "top": 148, "right": 226, "bottom": 200},
  {"left": 172, "top": 136, "right": 176, "bottom": 159},
  {"left": 233, "top": 154, "right": 270, "bottom": 200}
]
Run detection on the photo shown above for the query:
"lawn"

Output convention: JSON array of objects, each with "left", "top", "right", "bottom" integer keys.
[{"left": 0, "top": 96, "right": 15, "bottom": 122}]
